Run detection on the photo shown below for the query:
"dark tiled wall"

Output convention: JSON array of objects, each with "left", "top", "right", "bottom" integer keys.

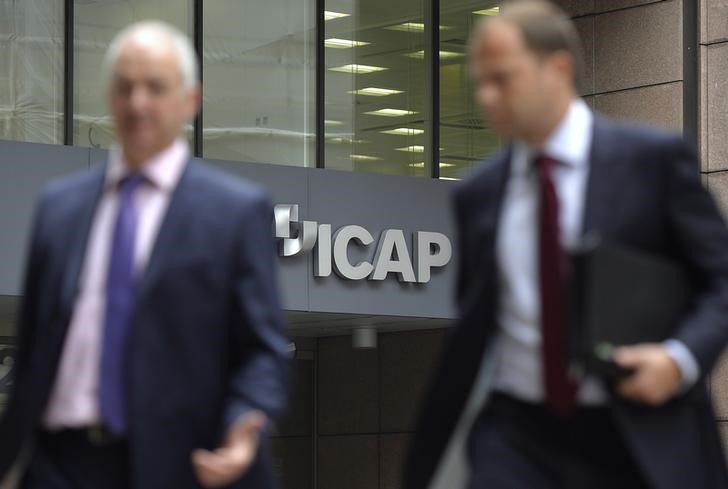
[
  {"left": 271, "top": 359, "right": 315, "bottom": 489},
  {"left": 317, "top": 330, "right": 446, "bottom": 489}
]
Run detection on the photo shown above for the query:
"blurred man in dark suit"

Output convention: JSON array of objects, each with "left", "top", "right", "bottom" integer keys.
[
  {"left": 0, "top": 21, "right": 290, "bottom": 489},
  {"left": 406, "top": 1, "right": 728, "bottom": 488}
]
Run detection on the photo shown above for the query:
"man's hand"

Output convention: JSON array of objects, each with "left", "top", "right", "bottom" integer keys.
[
  {"left": 614, "top": 344, "right": 682, "bottom": 406},
  {"left": 191, "top": 410, "right": 267, "bottom": 488}
]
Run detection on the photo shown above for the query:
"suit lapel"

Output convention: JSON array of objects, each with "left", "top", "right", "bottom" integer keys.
[
  {"left": 582, "top": 116, "right": 631, "bottom": 237},
  {"left": 58, "top": 165, "right": 107, "bottom": 321},
  {"left": 463, "top": 149, "right": 511, "bottom": 307},
  {"left": 134, "top": 159, "right": 197, "bottom": 303},
  {"left": 474, "top": 148, "right": 512, "bottom": 247}
]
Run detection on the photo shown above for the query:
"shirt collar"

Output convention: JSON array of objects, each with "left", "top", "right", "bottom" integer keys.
[
  {"left": 511, "top": 98, "right": 594, "bottom": 175},
  {"left": 106, "top": 138, "right": 190, "bottom": 191}
]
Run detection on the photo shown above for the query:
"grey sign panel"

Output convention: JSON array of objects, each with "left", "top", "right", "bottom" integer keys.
[
  {"left": 0, "top": 141, "right": 89, "bottom": 295},
  {"left": 89, "top": 147, "right": 110, "bottom": 169},
  {"left": 0, "top": 142, "right": 459, "bottom": 319},
  {"left": 306, "top": 168, "right": 457, "bottom": 318}
]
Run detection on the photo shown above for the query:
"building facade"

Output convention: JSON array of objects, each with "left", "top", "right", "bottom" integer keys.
[{"left": 1, "top": 1, "right": 727, "bottom": 488}]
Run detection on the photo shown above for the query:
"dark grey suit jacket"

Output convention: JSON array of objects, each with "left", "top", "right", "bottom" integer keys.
[
  {"left": 405, "top": 116, "right": 728, "bottom": 489},
  {"left": 0, "top": 159, "right": 291, "bottom": 489}
]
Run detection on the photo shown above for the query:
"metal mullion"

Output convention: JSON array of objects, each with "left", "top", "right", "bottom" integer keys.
[
  {"left": 425, "top": 0, "right": 440, "bottom": 179},
  {"left": 63, "top": 0, "right": 74, "bottom": 145},
  {"left": 316, "top": 0, "right": 325, "bottom": 168},
  {"left": 193, "top": 0, "right": 203, "bottom": 157}
]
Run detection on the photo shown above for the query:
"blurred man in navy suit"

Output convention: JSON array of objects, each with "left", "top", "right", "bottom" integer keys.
[
  {"left": 0, "top": 21, "right": 290, "bottom": 489},
  {"left": 406, "top": 2, "right": 728, "bottom": 488}
]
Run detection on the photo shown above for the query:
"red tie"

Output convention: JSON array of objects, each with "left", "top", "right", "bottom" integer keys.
[{"left": 535, "top": 154, "right": 577, "bottom": 415}]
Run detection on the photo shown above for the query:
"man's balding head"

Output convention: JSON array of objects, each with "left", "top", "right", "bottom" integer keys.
[
  {"left": 469, "top": 0, "right": 583, "bottom": 145},
  {"left": 472, "top": 1, "right": 583, "bottom": 88},
  {"left": 104, "top": 21, "right": 198, "bottom": 93},
  {"left": 105, "top": 21, "right": 200, "bottom": 168}
]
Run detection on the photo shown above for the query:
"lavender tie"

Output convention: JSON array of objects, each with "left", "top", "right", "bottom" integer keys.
[{"left": 99, "top": 173, "right": 145, "bottom": 434}]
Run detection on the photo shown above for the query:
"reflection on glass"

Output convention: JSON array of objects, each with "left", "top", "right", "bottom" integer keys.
[
  {"left": 74, "top": 1, "right": 193, "bottom": 149},
  {"left": 325, "top": 0, "right": 427, "bottom": 176},
  {"left": 439, "top": 1, "right": 501, "bottom": 180},
  {"left": 203, "top": 0, "right": 315, "bottom": 167},
  {"left": 0, "top": 295, "right": 19, "bottom": 416},
  {"left": 0, "top": 1, "right": 64, "bottom": 144}
]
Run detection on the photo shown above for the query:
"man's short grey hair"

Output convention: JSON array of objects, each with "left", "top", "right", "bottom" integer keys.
[{"left": 103, "top": 21, "right": 199, "bottom": 91}]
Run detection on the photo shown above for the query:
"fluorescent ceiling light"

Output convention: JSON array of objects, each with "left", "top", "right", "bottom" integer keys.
[
  {"left": 440, "top": 176, "right": 460, "bottom": 181},
  {"left": 474, "top": 7, "right": 500, "bottom": 15},
  {"left": 329, "top": 64, "right": 388, "bottom": 74},
  {"left": 381, "top": 127, "right": 424, "bottom": 136},
  {"left": 349, "top": 87, "right": 403, "bottom": 96},
  {"left": 396, "top": 145, "right": 426, "bottom": 153},
  {"left": 350, "top": 154, "right": 381, "bottom": 161},
  {"left": 364, "top": 108, "right": 418, "bottom": 117},
  {"left": 396, "top": 146, "right": 444, "bottom": 153},
  {"left": 324, "top": 119, "right": 343, "bottom": 126},
  {"left": 440, "top": 51, "right": 466, "bottom": 59},
  {"left": 328, "top": 137, "right": 368, "bottom": 144},
  {"left": 409, "top": 161, "right": 456, "bottom": 168},
  {"left": 385, "top": 22, "right": 451, "bottom": 32},
  {"left": 405, "top": 50, "right": 465, "bottom": 60},
  {"left": 324, "top": 10, "right": 350, "bottom": 20},
  {"left": 325, "top": 38, "right": 370, "bottom": 48}
]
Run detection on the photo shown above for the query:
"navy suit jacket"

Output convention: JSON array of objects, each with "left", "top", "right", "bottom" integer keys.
[
  {"left": 0, "top": 159, "right": 291, "bottom": 489},
  {"left": 405, "top": 116, "right": 728, "bottom": 489}
]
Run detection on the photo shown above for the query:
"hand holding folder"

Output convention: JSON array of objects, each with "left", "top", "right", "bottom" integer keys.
[{"left": 568, "top": 236, "right": 693, "bottom": 381}]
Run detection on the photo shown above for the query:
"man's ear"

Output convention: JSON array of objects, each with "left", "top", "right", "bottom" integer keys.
[
  {"left": 549, "top": 50, "right": 576, "bottom": 85},
  {"left": 187, "top": 83, "right": 202, "bottom": 120}
]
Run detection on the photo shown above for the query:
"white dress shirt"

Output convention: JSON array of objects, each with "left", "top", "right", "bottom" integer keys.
[
  {"left": 491, "top": 99, "right": 699, "bottom": 404},
  {"left": 43, "top": 139, "right": 189, "bottom": 429}
]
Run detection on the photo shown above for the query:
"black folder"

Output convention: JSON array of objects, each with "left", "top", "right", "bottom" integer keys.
[{"left": 568, "top": 236, "right": 693, "bottom": 380}]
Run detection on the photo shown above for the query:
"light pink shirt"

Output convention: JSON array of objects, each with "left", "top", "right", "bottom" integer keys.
[{"left": 43, "top": 139, "right": 189, "bottom": 429}]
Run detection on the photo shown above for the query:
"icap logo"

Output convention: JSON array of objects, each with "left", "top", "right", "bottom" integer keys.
[{"left": 274, "top": 204, "right": 452, "bottom": 284}]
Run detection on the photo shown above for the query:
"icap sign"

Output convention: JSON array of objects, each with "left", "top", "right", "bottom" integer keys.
[{"left": 274, "top": 204, "right": 452, "bottom": 284}]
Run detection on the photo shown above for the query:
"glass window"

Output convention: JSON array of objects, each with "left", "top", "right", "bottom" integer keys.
[
  {"left": 203, "top": 0, "right": 315, "bottom": 167},
  {"left": 74, "top": 1, "right": 193, "bottom": 149},
  {"left": 439, "top": 1, "right": 501, "bottom": 180},
  {"left": 0, "top": 0, "right": 64, "bottom": 144},
  {"left": 325, "top": 0, "right": 428, "bottom": 176}
]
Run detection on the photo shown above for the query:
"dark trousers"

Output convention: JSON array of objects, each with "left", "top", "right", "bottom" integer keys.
[
  {"left": 467, "top": 393, "right": 650, "bottom": 489},
  {"left": 21, "top": 430, "right": 129, "bottom": 489}
]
